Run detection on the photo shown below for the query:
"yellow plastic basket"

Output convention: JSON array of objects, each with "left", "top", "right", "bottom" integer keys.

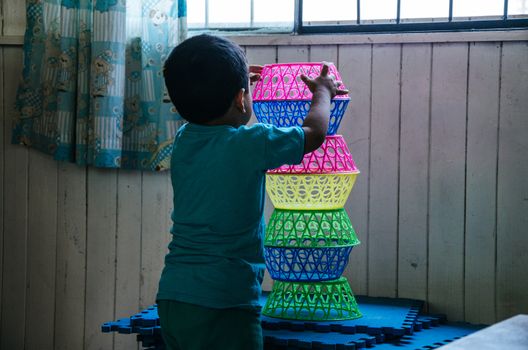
[{"left": 266, "top": 172, "right": 359, "bottom": 210}]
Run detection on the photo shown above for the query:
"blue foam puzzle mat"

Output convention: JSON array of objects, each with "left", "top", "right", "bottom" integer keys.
[
  {"left": 264, "top": 328, "right": 381, "bottom": 350},
  {"left": 371, "top": 322, "right": 485, "bottom": 350},
  {"left": 260, "top": 294, "right": 423, "bottom": 336},
  {"left": 102, "top": 304, "right": 483, "bottom": 350},
  {"left": 260, "top": 322, "right": 484, "bottom": 350},
  {"left": 413, "top": 314, "right": 447, "bottom": 331}
]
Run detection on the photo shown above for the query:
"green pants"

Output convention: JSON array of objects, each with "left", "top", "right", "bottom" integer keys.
[{"left": 158, "top": 300, "right": 263, "bottom": 350}]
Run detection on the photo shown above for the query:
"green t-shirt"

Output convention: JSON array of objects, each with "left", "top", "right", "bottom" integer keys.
[{"left": 157, "top": 122, "right": 305, "bottom": 309}]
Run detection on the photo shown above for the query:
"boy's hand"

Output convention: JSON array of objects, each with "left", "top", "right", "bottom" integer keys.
[
  {"left": 249, "top": 65, "right": 263, "bottom": 85},
  {"left": 300, "top": 62, "right": 349, "bottom": 98},
  {"left": 300, "top": 62, "right": 348, "bottom": 155}
]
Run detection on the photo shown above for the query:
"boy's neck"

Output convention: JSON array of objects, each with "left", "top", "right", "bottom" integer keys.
[{"left": 203, "top": 109, "right": 247, "bottom": 128}]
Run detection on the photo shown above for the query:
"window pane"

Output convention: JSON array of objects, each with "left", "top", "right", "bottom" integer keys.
[
  {"left": 188, "top": 0, "right": 206, "bottom": 28},
  {"left": 209, "top": 0, "right": 250, "bottom": 27},
  {"left": 509, "top": 0, "right": 528, "bottom": 15},
  {"left": 453, "top": 0, "right": 503, "bottom": 17},
  {"left": 361, "top": 0, "right": 397, "bottom": 21},
  {"left": 303, "top": 0, "right": 357, "bottom": 23},
  {"left": 254, "top": 0, "right": 294, "bottom": 27},
  {"left": 401, "top": 0, "right": 449, "bottom": 20}
]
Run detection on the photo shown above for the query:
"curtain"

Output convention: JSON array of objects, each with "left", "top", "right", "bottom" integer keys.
[{"left": 12, "top": 0, "right": 187, "bottom": 171}]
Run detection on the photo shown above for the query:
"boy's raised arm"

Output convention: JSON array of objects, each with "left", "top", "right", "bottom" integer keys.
[{"left": 300, "top": 63, "right": 348, "bottom": 155}]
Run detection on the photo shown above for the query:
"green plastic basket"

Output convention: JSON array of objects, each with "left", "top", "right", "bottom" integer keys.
[
  {"left": 265, "top": 209, "right": 360, "bottom": 248},
  {"left": 263, "top": 277, "right": 362, "bottom": 321}
]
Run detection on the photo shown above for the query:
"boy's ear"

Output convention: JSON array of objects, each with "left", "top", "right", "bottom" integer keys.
[{"left": 235, "top": 88, "right": 246, "bottom": 113}]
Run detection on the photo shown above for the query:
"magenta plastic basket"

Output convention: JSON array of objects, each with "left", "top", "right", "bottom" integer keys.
[
  {"left": 252, "top": 62, "right": 349, "bottom": 101},
  {"left": 268, "top": 135, "right": 359, "bottom": 174}
]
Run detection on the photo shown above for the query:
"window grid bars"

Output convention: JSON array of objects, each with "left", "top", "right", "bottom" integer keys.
[
  {"left": 250, "top": 0, "right": 254, "bottom": 27},
  {"left": 194, "top": 0, "right": 526, "bottom": 33},
  {"left": 396, "top": 0, "right": 401, "bottom": 24},
  {"left": 205, "top": 0, "right": 209, "bottom": 28}
]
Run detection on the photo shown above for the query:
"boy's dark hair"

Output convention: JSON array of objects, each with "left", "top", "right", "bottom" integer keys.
[{"left": 164, "top": 34, "right": 249, "bottom": 124}]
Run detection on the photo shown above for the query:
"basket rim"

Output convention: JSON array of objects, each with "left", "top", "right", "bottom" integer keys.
[
  {"left": 266, "top": 171, "right": 360, "bottom": 176},
  {"left": 264, "top": 241, "right": 360, "bottom": 249},
  {"left": 261, "top": 62, "right": 338, "bottom": 68},
  {"left": 254, "top": 63, "right": 350, "bottom": 102},
  {"left": 274, "top": 276, "right": 349, "bottom": 286},
  {"left": 253, "top": 96, "right": 351, "bottom": 102}
]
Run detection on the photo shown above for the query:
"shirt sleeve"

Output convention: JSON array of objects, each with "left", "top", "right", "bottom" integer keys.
[{"left": 259, "top": 124, "right": 305, "bottom": 170}]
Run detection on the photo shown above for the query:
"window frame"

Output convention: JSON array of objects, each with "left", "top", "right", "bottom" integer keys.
[
  {"left": 189, "top": 0, "right": 528, "bottom": 34},
  {"left": 297, "top": 0, "right": 528, "bottom": 34}
]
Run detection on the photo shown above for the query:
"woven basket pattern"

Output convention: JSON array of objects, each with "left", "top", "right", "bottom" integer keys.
[
  {"left": 263, "top": 277, "right": 362, "bottom": 321},
  {"left": 265, "top": 209, "right": 359, "bottom": 248},
  {"left": 253, "top": 100, "right": 349, "bottom": 136},
  {"left": 269, "top": 135, "right": 358, "bottom": 174},
  {"left": 266, "top": 173, "right": 358, "bottom": 210},
  {"left": 252, "top": 63, "right": 349, "bottom": 101},
  {"left": 264, "top": 246, "right": 354, "bottom": 282}
]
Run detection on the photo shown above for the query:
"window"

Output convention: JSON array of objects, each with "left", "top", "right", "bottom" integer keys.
[
  {"left": 188, "top": 0, "right": 295, "bottom": 31},
  {"left": 187, "top": 0, "right": 528, "bottom": 33}
]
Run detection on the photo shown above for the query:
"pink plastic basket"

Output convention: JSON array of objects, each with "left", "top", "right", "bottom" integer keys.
[
  {"left": 268, "top": 135, "right": 359, "bottom": 174},
  {"left": 252, "top": 62, "right": 349, "bottom": 101}
]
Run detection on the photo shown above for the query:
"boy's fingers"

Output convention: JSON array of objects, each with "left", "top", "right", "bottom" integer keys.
[
  {"left": 320, "top": 62, "right": 330, "bottom": 76},
  {"left": 249, "top": 65, "right": 263, "bottom": 74},
  {"left": 300, "top": 74, "right": 311, "bottom": 85},
  {"left": 250, "top": 73, "right": 261, "bottom": 82},
  {"left": 335, "top": 88, "right": 349, "bottom": 95}
]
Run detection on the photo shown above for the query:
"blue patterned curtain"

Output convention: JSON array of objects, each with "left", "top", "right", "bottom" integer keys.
[{"left": 12, "top": 0, "right": 187, "bottom": 170}]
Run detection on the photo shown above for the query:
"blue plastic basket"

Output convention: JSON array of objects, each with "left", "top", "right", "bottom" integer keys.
[
  {"left": 264, "top": 246, "right": 354, "bottom": 282},
  {"left": 253, "top": 99, "right": 349, "bottom": 135}
]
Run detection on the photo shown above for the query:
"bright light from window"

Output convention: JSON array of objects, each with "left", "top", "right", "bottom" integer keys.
[
  {"left": 361, "top": 0, "right": 397, "bottom": 21},
  {"left": 303, "top": 0, "right": 357, "bottom": 23},
  {"left": 509, "top": 0, "right": 528, "bottom": 15},
  {"left": 187, "top": 0, "right": 527, "bottom": 30},
  {"left": 254, "top": 0, "right": 294, "bottom": 26},
  {"left": 401, "top": 0, "right": 449, "bottom": 20},
  {"left": 209, "top": 0, "right": 250, "bottom": 27},
  {"left": 188, "top": 0, "right": 206, "bottom": 27},
  {"left": 454, "top": 0, "right": 503, "bottom": 17}
]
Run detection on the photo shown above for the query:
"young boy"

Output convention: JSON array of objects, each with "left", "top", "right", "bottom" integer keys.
[{"left": 157, "top": 34, "right": 348, "bottom": 350}]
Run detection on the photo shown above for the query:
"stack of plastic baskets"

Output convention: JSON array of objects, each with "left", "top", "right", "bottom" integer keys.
[{"left": 253, "top": 63, "right": 362, "bottom": 321}]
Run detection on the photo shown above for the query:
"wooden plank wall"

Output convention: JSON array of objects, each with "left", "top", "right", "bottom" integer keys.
[{"left": 0, "top": 2, "right": 527, "bottom": 349}]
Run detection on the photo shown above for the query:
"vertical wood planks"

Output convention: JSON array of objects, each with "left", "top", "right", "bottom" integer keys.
[
  {"left": 496, "top": 42, "right": 528, "bottom": 321},
  {"left": 277, "top": 46, "right": 309, "bottom": 63},
  {"left": 429, "top": 43, "right": 468, "bottom": 320},
  {"left": 0, "top": 46, "right": 27, "bottom": 350},
  {"left": 465, "top": 42, "right": 501, "bottom": 324},
  {"left": 164, "top": 170, "right": 173, "bottom": 272},
  {"left": 245, "top": 45, "right": 277, "bottom": 127},
  {"left": 25, "top": 150, "right": 58, "bottom": 350},
  {"left": 337, "top": 44, "right": 372, "bottom": 295},
  {"left": 398, "top": 43, "right": 431, "bottom": 301},
  {"left": 244, "top": 45, "right": 277, "bottom": 65},
  {"left": 140, "top": 172, "right": 171, "bottom": 309},
  {"left": 368, "top": 44, "right": 401, "bottom": 297},
  {"left": 2, "top": 0, "right": 26, "bottom": 36},
  {"left": 85, "top": 168, "right": 117, "bottom": 350},
  {"left": 115, "top": 170, "right": 142, "bottom": 350},
  {"left": 0, "top": 46, "right": 4, "bottom": 331},
  {"left": 309, "top": 45, "right": 338, "bottom": 63},
  {"left": 54, "top": 163, "right": 87, "bottom": 350}
]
